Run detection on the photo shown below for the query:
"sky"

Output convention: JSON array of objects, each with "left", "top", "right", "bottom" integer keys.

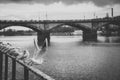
[{"left": 0, "top": 0, "right": 120, "bottom": 20}]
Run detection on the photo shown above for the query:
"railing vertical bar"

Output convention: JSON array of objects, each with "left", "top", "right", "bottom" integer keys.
[
  {"left": 0, "top": 51, "right": 3, "bottom": 80},
  {"left": 0, "top": 48, "right": 55, "bottom": 80},
  {"left": 12, "top": 59, "right": 16, "bottom": 80},
  {"left": 4, "top": 55, "right": 8, "bottom": 80},
  {"left": 24, "top": 67, "right": 29, "bottom": 80}
]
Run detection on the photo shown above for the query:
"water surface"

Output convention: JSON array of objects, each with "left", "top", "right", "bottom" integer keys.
[{"left": 1, "top": 36, "right": 120, "bottom": 80}]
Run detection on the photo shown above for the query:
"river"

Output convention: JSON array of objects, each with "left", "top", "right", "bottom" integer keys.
[{"left": 0, "top": 35, "right": 120, "bottom": 80}]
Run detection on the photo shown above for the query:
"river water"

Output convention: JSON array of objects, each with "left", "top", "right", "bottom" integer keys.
[{"left": 1, "top": 35, "right": 120, "bottom": 80}]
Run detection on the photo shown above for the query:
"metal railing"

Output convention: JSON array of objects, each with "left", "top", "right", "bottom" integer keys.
[{"left": 0, "top": 43, "right": 55, "bottom": 80}]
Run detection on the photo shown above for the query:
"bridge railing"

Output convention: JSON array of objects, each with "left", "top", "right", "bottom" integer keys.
[{"left": 0, "top": 42, "right": 55, "bottom": 80}]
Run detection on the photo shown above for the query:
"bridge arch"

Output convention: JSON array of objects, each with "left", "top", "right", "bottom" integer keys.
[
  {"left": 49, "top": 23, "right": 91, "bottom": 31},
  {"left": 49, "top": 23, "right": 97, "bottom": 41},
  {"left": 0, "top": 24, "right": 47, "bottom": 46},
  {"left": 97, "top": 22, "right": 120, "bottom": 30},
  {"left": 0, "top": 24, "right": 42, "bottom": 32}
]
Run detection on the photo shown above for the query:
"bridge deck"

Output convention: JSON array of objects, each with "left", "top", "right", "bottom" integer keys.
[{"left": 0, "top": 16, "right": 120, "bottom": 23}]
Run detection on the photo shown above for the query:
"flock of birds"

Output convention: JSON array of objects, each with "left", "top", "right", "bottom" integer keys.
[{"left": 0, "top": 39, "right": 46, "bottom": 66}]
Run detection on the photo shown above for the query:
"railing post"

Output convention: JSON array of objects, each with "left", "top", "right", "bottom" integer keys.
[
  {"left": 24, "top": 67, "right": 29, "bottom": 80},
  {"left": 0, "top": 51, "right": 3, "bottom": 80},
  {"left": 4, "top": 55, "right": 8, "bottom": 80},
  {"left": 0, "top": 46, "right": 55, "bottom": 80},
  {"left": 12, "top": 59, "right": 16, "bottom": 80}
]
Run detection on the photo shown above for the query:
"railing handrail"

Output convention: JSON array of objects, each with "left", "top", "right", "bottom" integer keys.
[{"left": 0, "top": 42, "right": 55, "bottom": 80}]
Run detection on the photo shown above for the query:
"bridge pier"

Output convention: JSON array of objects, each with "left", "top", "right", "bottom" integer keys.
[
  {"left": 105, "top": 24, "right": 111, "bottom": 37},
  {"left": 83, "top": 30, "right": 97, "bottom": 41},
  {"left": 37, "top": 31, "right": 50, "bottom": 47}
]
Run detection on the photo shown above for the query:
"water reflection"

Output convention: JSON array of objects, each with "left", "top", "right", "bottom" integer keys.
[{"left": 98, "top": 36, "right": 120, "bottom": 43}]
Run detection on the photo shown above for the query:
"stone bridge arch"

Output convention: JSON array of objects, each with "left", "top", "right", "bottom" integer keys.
[
  {"left": 96, "top": 22, "right": 120, "bottom": 31},
  {"left": 47, "top": 23, "right": 97, "bottom": 41},
  {"left": 96, "top": 22, "right": 120, "bottom": 36},
  {"left": 49, "top": 23, "right": 91, "bottom": 32},
  {"left": 0, "top": 23, "right": 42, "bottom": 32},
  {"left": 0, "top": 22, "right": 47, "bottom": 46}
]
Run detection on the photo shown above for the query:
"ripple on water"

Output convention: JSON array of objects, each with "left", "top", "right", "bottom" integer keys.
[{"left": 1, "top": 36, "right": 120, "bottom": 80}]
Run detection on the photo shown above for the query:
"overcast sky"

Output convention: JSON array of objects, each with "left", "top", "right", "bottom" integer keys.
[{"left": 0, "top": 0, "right": 120, "bottom": 20}]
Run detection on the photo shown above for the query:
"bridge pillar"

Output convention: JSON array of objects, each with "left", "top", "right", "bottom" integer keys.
[
  {"left": 83, "top": 30, "right": 97, "bottom": 41},
  {"left": 46, "top": 31, "right": 50, "bottom": 46},
  {"left": 37, "top": 30, "right": 50, "bottom": 47},
  {"left": 105, "top": 24, "right": 111, "bottom": 37},
  {"left": 82, "top": 22, "right": 98, "bottom": 41}
]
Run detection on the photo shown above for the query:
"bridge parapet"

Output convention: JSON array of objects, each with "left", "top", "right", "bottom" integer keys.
[
  {"left": 0, "top": 16, "right": 120, "bottom": 23},
  {"left": 0, "top": 15, "right": 120, "bottom": 34}
]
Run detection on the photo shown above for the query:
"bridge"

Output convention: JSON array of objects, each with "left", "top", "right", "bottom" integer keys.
[{"left": 0, "top": 16, "right": 120, "bottom": 46}]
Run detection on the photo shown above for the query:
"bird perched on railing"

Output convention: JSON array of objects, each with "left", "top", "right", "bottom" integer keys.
[
  {"left": 0, "top": 42, "right": 30, "bottom": 60},
  {"left": 0, "top": 42, "right": 12, "bottom": 52},
  {"left": 17, "top": 49, "right": 30, "bottom": 63},
  {"left": 0, "top": 41, "right": 44, "bottom": 66}
]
